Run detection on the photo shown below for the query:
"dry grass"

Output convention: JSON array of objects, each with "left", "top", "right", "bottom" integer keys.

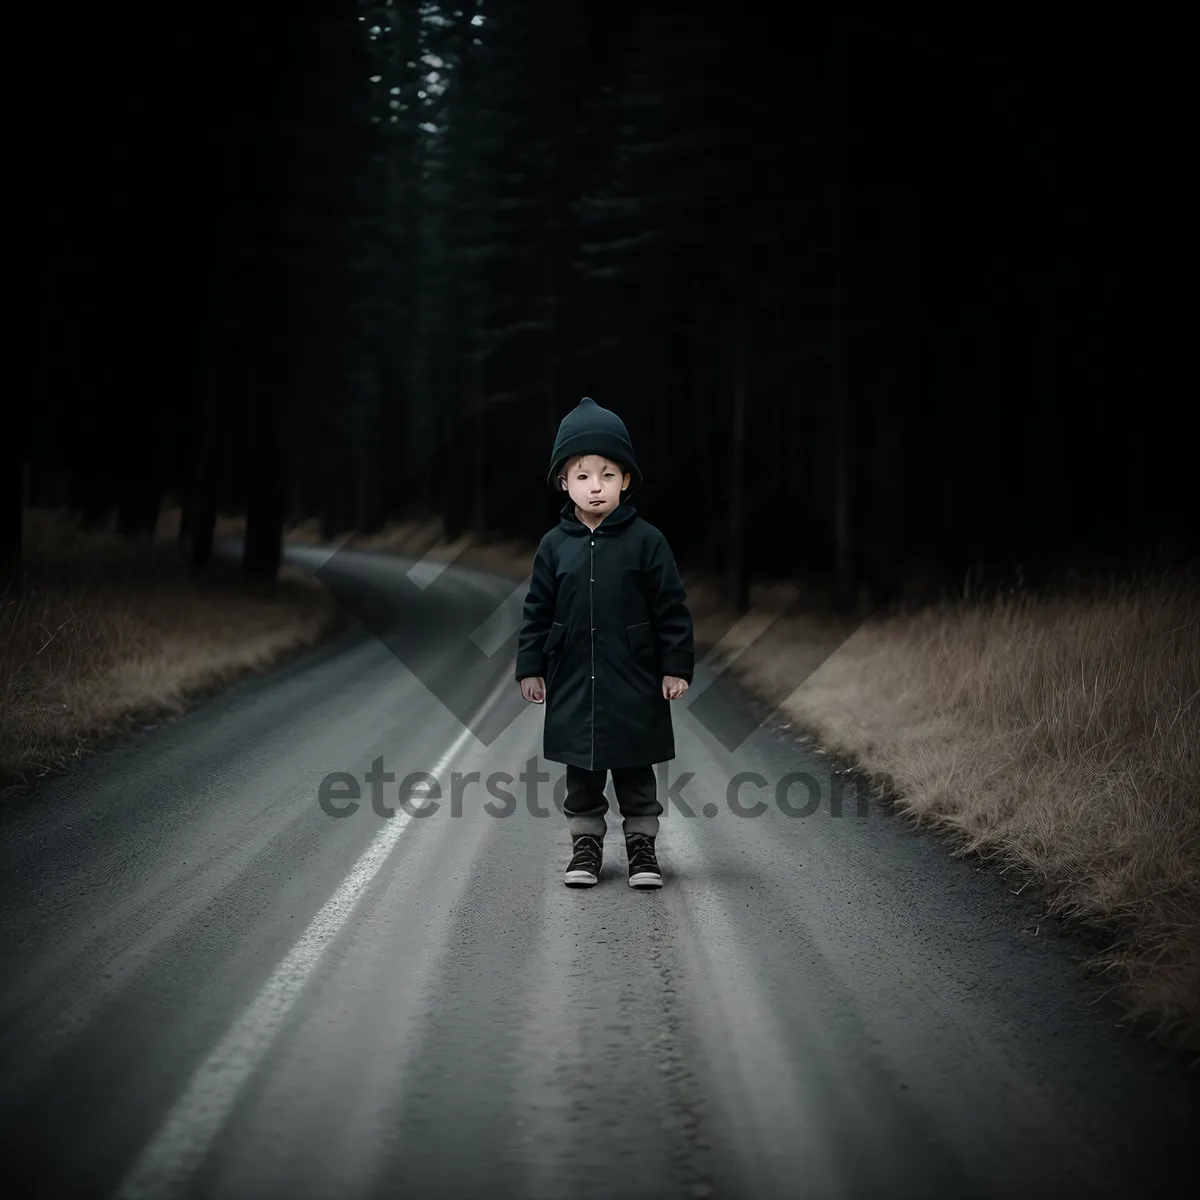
[
  {"left": 742, "top": 573, "right": 1200, "bottom": 1058},
  {"left": 0, "top": 507, "right": 342, "bottom": 789},
  {"left": 337, "top": 520, "right": 1200, "bottom": 1056}
]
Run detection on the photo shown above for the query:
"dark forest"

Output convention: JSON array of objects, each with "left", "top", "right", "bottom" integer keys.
[{"left": 11, "top": 2, "right": 1197, "bottom": 600}]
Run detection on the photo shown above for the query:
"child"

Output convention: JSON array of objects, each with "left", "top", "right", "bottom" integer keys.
[{"left": 516, "top": 397, "right": 694, "bottom": 888}]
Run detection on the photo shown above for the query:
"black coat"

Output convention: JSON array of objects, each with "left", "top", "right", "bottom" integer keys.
[{"left": 515, "top": 498, "right": 694, "bottom": 770}]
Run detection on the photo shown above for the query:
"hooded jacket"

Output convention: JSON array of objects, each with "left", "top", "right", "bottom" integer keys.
[
  {"left": 515, "top": 497, "right": 694, "bottom": 770},
  {"left": 517, "top": 397, "right": 693, "bottom": 770}
]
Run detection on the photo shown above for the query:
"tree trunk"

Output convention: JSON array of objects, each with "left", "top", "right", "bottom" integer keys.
[
  {"left": 244, "top": 461, "right": 283, "bottom": 584},
  {"left": 1, "top": 447, "right": 22, "bottom": 580},
  {"left": 694, "top": 310, "right": 722, "bottom": 574},
  {"left": 244, "top": 491, "right": 283, "bottom": 583},
  {"left": 545, "top": 179, "right": 558, "bottom": 440},
  {"left": 471, "top": 396, "right": 486, "bottom": 541},
  {"left": 75, "top": 463, "right": 113, "bottom": 530},
  {"left": 190, "top": 503, "right": 216, "bottom": 569},
  {"left": 318, "top": 445, "right": 343, "bottom": 542},
  {"left": 288, "top": 418, "right": 307, "bottom": 527},
  {"left": 117, "top": 469, "right": 162, "bottom": 538},
  {"left": 865, "top": 182, "right": 919, "bottom": 607},
  {"left": 829, "top": 12, "right": 855, "bottom": 611},
  {"left": 470, "top": 300, "right": 487, "bottom": 541},
  {"left": 187, "top": 357, "right": 217, "bottom": 569},
  {"left": 354, "top": 375, "right": 370, "bottom": 533},
  {"left": 727, "top": 287, "right": 750, "bottom": 615},
  {"left": 188, "top": 78, "right": 239, "bottom": 572},
  {"left": 242, "top": 358, "right": 283, "bottom": 585}
]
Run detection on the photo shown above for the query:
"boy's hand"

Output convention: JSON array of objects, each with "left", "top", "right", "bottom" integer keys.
[
  {"left": 520, "top": 676, "right": 546, "bottom": 703},
  {"left": 662, "top": 675, "right": 689, "bottom": 700}
]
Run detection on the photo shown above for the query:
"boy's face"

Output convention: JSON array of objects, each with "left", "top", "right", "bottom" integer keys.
[{"left": 559, "top": 455, "right": 629, "bottom": 518}]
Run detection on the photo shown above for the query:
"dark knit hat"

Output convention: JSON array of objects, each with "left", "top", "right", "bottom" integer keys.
[{"left": 546, "top": 397, "right": 642, "bottom": 492}]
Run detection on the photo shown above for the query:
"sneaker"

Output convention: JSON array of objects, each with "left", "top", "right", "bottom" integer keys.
[
  {"left": 564, "top": 834, "right": 603, "bottom": 887},
  {"left": 626, "top": 833, "right": 663, "bottom": 888}
]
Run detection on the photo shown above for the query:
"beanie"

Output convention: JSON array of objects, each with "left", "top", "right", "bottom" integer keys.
[{"left": 546, "top": 397, "right": 643, "bottom": 493}]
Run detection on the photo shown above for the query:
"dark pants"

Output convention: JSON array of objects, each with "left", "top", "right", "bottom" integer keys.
[{"left": 564, "top": 764, "right": 661, "bottom": 839}]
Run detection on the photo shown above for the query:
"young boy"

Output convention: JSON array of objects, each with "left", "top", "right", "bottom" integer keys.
[{"left": 516, "top": 396, "right": 694, "bottom": 888}]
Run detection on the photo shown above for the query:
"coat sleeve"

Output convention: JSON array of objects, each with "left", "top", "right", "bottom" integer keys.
[
  {"left": 515, "top": 535, "right": 557, "bottom": 681},
  {"left": 647, "top": 532, "right": 694, "bottom": 683}
]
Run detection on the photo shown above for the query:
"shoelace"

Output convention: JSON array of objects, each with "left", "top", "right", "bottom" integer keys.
[
  {"left": 627, "top": 837, "right": 658, "bottom": 871},
  {"left": 571, "top": 836, "right": 602, "bottom": 866}
]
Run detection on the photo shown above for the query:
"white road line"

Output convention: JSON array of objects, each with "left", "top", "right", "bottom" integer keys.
[{"left": 114, "top": 669, "right": 516, "bottom": 1200}]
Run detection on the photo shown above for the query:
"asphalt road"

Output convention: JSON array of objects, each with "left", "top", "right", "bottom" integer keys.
[{"left": 1, "top": 541, "right": 1196, "bottom": 1200}]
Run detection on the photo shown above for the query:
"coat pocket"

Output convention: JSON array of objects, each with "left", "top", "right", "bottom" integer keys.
[
  {"left": 625, "top": 620, "right": 655, "bottom": 662},
  {"left": 543, "top": 621, "right": 566, "bottom": 684},
  {"left": 543, "top": 621, "right": 565, "bottom": 656}
]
